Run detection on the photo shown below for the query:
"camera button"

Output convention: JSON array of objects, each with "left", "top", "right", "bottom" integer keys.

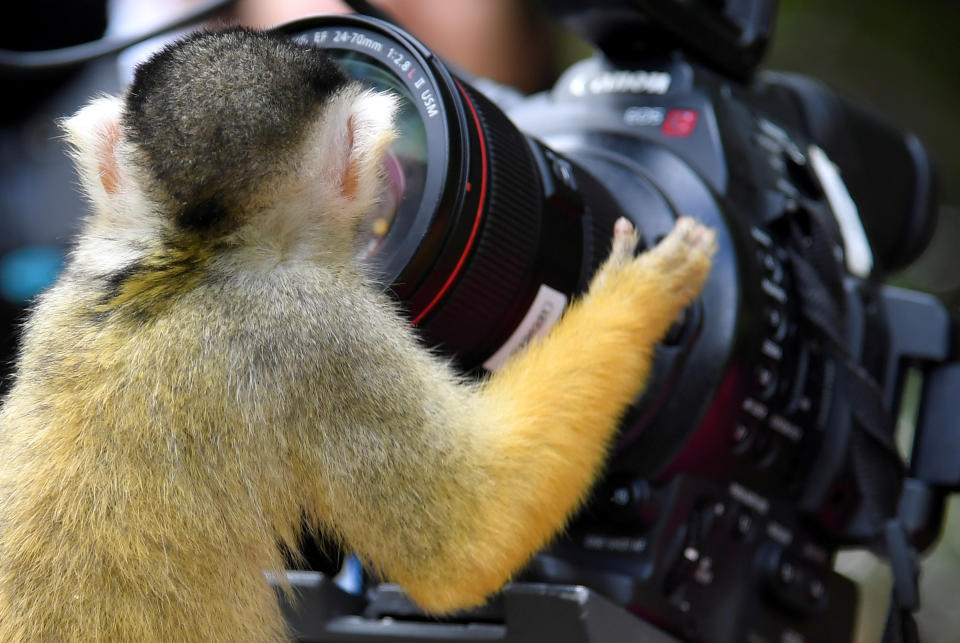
[
  {"left": 754, "top": 363, "right": 780, "bottom": 401},
  {"left": 742, "top": 397, "right": 768, "bottom": 421},
  {"left": 761, "top": 303, "right": 789, "bottom": 343},
  {"left": 730, "top": 422, "right": 754, "bottom": 453},
  {"left": 808, "top": 578, "right": 826, "bottom": 600},
  {"left": 764, "top": 306, "right": 783, "bottom": 330},
  {"left": 778, "top": 560, "right": 797, "bottom": 584},
  {"left": 761, "top": 544, "right": 831, "bottom": 614},
  {"left": 751, "top": 428, "right": 780, "bottom": 468},
  {"left": 732, "top": 508, "right": 756, "bottom": 540},
  {"left": 760, "top": 250, "right": 785, "bottom": 284},
  {"left": 751, "top": 226, "right": 775, "bottom": 249},
  {"left": 761, "top": 277, "right": 788, "bottom": 304},
  {"left": 597, "top": 477, "right": 657, "bottom": 526},
  {"left": 756, "top": 366, "right": 774, "bottom": 388}
]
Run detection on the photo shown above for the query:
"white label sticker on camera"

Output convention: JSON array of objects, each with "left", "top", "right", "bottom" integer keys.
[
  {"left": 483, "top": 284, "right": 568, "bottom": 372},
  {"left": 808, "top": 145, "right": 874, "bottom": 277}
]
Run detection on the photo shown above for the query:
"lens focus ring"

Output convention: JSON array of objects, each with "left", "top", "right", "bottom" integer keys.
[{"left": 415, "top": 81, "right": 545, "bottom": 364}]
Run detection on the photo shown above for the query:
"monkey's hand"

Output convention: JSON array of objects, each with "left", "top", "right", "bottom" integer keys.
[
  {"left": 386, "top": 216, "right": 716, "bottom": 613},
  {"left": 588, "top": 216, "right": 716, "bottom": 316}
]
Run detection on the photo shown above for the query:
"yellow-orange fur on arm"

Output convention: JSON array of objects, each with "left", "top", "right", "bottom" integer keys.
[{"left": 369, "top": 217, "right": 716, "bottom": 612}]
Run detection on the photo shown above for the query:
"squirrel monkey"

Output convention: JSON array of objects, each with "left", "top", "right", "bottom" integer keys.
[{"left": 0, "top": 27, "right": 715, "bottom": 642}]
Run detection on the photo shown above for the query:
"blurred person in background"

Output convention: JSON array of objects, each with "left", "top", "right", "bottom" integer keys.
[{"left": 237, "top": 0, "right": 561, "bottom": 94}]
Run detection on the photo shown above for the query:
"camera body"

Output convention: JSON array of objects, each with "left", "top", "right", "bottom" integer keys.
[
  {"left": 503, "top": 53, "right": 943, "bottom": 642},
  {"left": 276, "top": 4, "right": 955, "bottom": 641}
]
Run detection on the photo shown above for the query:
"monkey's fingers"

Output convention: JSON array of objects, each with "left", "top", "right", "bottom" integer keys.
[
  {"left": 631, "top": 216, "right": 716, "bottom": 301},
  {"left": 652, "top": 216, "right": 717, "bottom": 263},
  {"left": 610, "top": 217, "right": 640, "bottom": 262},
  {"left": 587, "top": 217, "right": 640, "bottom": 295}
]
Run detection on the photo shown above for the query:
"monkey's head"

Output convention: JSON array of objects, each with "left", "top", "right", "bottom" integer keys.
[{"left": 62, "top": 27, "right": 399, "bottom": 266}]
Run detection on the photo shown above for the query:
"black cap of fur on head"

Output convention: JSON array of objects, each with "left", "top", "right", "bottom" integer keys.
[{"left": 125, "top": 27, "right": 350, "bottom": 230}]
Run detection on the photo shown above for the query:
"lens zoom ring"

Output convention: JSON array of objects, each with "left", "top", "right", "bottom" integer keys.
[{"left": 420, "top": 82, "right": 543, "bottom": 360}]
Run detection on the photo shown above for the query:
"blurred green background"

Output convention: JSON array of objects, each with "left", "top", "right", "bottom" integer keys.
[{"left": 769, "top": 0, "right": 960, "bottom": 298}]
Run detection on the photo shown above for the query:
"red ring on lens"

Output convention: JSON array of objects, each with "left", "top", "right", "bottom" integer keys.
[{"left": 409, "top": 79, "right": 488, "bottom": 326}]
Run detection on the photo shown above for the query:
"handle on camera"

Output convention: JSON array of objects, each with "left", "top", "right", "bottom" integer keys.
[
  {"left": 876, "top": 285, "right": 959, "bottom": 551},
  {"left": 536, "top": 0, "right": 778, "bottom": 80}
]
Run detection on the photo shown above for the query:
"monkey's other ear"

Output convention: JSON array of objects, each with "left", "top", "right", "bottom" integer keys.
[
  {"left": 313, "top": 88, "right": 399, "bottom": 214},
  {"left": 61, "top": 95, "right": 126, "bottom": 204}
]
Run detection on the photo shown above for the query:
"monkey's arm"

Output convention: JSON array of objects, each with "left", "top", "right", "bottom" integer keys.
[{"left": 313, "top": 217, "right": 714, "bottom": 613}]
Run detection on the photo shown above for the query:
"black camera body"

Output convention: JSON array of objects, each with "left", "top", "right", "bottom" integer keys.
[
  {"left": 504, "top": 54, "right": 945, "bottom": 643},
  {"left": 273, "top": 3, "right": 957, "bottom": 642}
]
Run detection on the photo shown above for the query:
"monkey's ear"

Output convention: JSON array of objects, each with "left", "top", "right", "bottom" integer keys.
[
  {"left": 314, "top": 88, "right": 399, "bottom": 213},
  {"left": 341, "top": 90, "right": 399, "bottom": 204},
  {"left": 61, "top": 95, "right": 126, "bottom": 203}
]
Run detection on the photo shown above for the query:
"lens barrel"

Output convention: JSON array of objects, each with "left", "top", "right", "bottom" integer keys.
[{"left": 279, "top": 15, "right": 626, "bottom": 368}]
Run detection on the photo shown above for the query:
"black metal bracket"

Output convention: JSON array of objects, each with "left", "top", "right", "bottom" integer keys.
[{"left": 278, "top": 573, "right": 683, "bottom": 643}]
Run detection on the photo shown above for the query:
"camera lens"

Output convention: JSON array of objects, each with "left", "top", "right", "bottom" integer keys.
[{"left": 280, "top": 16, "right": 626, "bottom": 369}]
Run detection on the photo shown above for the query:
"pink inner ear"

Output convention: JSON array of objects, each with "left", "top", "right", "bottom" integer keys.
[
  {"left": 97, "top": 120, "right": 122, "bottom": 195},
  {"left": 340, "top": 115, "right": 360, "bottom": 201}
]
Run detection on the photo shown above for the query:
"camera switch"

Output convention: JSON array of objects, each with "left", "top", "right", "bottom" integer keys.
[{"left": 597, "top": 477, "right": 657, "bottom": 526}]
